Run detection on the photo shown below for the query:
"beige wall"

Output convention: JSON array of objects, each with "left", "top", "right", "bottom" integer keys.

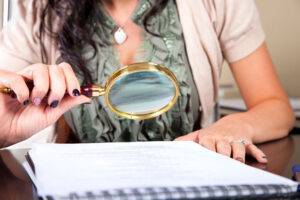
[
  {"left": 220, "top": 0, "right": 300, "bottom": 97},
  {"left": 0, "top": 0, "right": 3, "bottom": 29}
]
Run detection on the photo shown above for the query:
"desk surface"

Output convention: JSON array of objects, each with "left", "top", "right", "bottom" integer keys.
[{"left": 1, "top": 133, "right": 300, "bottom": 200}]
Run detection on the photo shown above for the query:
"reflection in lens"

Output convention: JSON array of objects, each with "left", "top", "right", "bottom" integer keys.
[{"left": 108, "top": 71, "right": 175, "bottom": 115}]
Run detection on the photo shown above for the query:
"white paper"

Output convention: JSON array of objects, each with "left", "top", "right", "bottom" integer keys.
[{"left": 28, "top": 142, "right": 298, "bottom": 196}]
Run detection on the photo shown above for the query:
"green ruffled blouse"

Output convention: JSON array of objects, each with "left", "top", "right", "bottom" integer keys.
[{"left": 63, "top": 0, "right": 201, "bottom": 142}]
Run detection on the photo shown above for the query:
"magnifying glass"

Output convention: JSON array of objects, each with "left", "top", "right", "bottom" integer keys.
[{"left": 0, "top": 62, "right": 180, "bottom": 120}]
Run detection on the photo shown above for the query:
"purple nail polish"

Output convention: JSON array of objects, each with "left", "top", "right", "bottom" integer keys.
[
  {"left": 10, "top": 91, "right": 17, "bottom": 99},
  {"left": 262, "top": 156, "right": 268, "bottom": 162},
  {"left": 50, "top": 100, "right": 59, "bottom": 108},
  {"left": 33, "top": 97, "right": 42, "bottom": 106},
  {"left": 72, "top": 89, "right": 81, "bottom": 97},
  {"left": 23, "top": 99, "right": 30, "bottom": 106}
]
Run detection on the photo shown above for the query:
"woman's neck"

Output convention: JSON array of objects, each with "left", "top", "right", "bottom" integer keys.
[{"left": 102, "top": 0, "right": 138, "bottom": 19}]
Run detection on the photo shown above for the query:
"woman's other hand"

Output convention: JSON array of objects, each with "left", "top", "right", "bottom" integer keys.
[
  {"left": 175, "top": 115, "right": 268, "bottom": 164},
  {"left": 0, "top": 62, "right": 91, "bottom": 147}
]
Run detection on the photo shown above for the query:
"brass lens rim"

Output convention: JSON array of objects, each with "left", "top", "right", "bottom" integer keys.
[{"left": 105, "top": 62, "right": 180, "bottom": 120}]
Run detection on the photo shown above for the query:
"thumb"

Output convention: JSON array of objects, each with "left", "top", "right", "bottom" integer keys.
[
  {"left": 58, "top": 96, "right": 92, "bottom": 114},
  {"left": 45, "top": 96, "right": 91, "bottom": 119},
  {"left": 174, "top": 131, "right": 199, "bottom": 142}
]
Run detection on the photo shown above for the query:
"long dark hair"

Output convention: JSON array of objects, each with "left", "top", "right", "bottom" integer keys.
[{"left": 39, "top": 0, "right": 169, "bottom": 84}]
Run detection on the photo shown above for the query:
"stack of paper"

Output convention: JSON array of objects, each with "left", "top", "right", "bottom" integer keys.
[{"left": 24, "top": 141, "right": 298, "bottom": 200}]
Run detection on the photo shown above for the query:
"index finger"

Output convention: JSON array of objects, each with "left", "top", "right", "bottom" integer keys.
[
  {"left": 18, "top": 64, "right": 50, "bottom": 105},
  {"left": 0, "top": 71, "right": 30, "bottom": 104},
  {"left": 174, "top": 131, "right": 199, "bottom": 142}
]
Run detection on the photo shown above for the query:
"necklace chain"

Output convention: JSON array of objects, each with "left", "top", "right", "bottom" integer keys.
[{"left": 103, "top": 1, "right": 139, "bottom": 45}]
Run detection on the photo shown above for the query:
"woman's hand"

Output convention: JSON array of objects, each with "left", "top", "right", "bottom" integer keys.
[
  {"left": 175, "top": 115, "right": 268, "bottom": 164},
  {"left": 0, "top": 62, "right": 91, "bottom": 147}
]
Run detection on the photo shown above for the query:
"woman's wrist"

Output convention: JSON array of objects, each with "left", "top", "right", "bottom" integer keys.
[
  {"left": 1, "top": 130, "right": 16, "bottom": 148},
  {"left": 0, "top": 133, "right": 13, "bottom": 148},
  {"left": 0, "top": 122, "right": 12, "bottom": 148}
]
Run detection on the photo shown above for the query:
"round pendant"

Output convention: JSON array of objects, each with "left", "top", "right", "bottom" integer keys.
[{"left": 113, "top": 27, "right": 127, "bottom": 45}]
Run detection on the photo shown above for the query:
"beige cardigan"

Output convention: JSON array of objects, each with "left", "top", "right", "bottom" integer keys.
[{"left": 0, "top": 0, "right": 265, "bottom": 143}]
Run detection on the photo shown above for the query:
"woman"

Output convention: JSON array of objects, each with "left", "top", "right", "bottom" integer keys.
[{"left": 0, "top": 0, "right": 295, "bottom": 163}]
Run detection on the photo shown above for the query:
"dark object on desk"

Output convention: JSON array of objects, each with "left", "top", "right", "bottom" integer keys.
[
  {"left": 293, "top": 165, "right": 300, "bottom": 182},
  {"left": 290, "top": 127, "right": 300, "bottom": 135},
  {"left": 292, "top": 165, "right": 300, "bottom": 193}
]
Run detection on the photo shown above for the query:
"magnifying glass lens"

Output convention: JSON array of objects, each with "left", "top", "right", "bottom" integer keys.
[{"left": 108, "top": 71, "right": 175, "bottom": 115}]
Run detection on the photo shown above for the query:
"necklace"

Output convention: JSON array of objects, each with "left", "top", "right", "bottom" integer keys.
[
  {"left": 112, "top": 24, "right": 128, "bottom": 45},
  {"left": 104, "top": 1, "right": 138, "bottom": 45}
]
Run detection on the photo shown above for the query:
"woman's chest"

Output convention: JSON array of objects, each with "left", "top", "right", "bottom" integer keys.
[{"left": 114, "top": 20, "right": 144, "bottom": 66}]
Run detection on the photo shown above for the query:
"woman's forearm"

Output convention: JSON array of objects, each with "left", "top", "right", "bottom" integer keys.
[{"left": 219, "top": 97, "right": 295, "bottom": 144}]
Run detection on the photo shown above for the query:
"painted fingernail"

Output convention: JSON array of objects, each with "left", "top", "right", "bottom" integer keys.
[
  {"left": 262, "top": 156, "right": 268, "bottom": 162},
  {"left": 236, "top": 157, "right": 245, "bottom": 163},
  {"left": 23, "top": 99, "right": 30, "bottom": 106},
  {"left": 50, "top": 100, "right": 59, "bottom": 108},
  {"left": 33, "top": 97, "right": 42, "bottom": 106},
  {"left": 10, "top": 91, "right": 17, "bottom": 99},
  {"left": 72, "top": 89, "right": 81, "bottom": 97}
]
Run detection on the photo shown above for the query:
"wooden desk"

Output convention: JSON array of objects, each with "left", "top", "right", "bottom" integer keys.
[{"left": 1, "top": 133, "right": 300, "bottom": 200}]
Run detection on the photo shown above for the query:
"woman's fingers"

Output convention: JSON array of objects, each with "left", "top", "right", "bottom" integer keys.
[
  {"left": 231, "top": 141, "right": 246, "bottom": 163},
  {"left": 48, "top": 65, "right": 67, "bottom": 108},
  {"left": 18, "top": 64, "right": 50, "bottom": 106},
  {"left": 31, "top": 66, "right": 49, "bottom": 106},
  {"left": 199, "top": 137, "right": 216, "bottom": 152},
  {"left": 216, "top": 140, "right": 231, "bottom": 157},
  {"left": 18, "top": 63, "right": 80, "bottom": 107},
  {"left": 59, "top": 62, "right": 81, "bottom": 97},
  {"left": 246, "top": 144, "right": 268, "bottom": 163},
  {"left": 174, "top": 131, "right": 199, "bottom": 142},
  {"left": 45, "top": 95, "right": 91, "bottom": 120},
  {"left": 176, "top": 131, "right": 268, "bottom": 164},
  {"left": 178, "top": 131, "right": 268, "bottom": 164},
  {"left": 0, "top": 71, "right": 30, "bottom": 104}
]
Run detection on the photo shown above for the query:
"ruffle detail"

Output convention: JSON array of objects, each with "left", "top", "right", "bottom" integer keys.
[{"left": 63, "top": 0, "right": 198, "bottom": 142}]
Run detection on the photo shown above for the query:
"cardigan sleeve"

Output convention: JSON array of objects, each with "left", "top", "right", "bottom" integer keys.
[
  {"left": 0, "top": 0, "right": 57, "bottom": 146},
  {"left": 0, "top": 0, "right": 45, "bottom": 72},
  {"left": 211, "top": 0, "right": 265, "bottom": 63}
]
